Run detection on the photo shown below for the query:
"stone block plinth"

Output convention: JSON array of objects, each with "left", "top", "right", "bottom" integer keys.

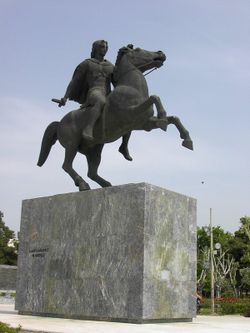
[
  {"left": 15, "top": 183, "right": 196, "bottom": 323},
  {"left": 0, "top": 265, "right": 17, "bottom": 290}
]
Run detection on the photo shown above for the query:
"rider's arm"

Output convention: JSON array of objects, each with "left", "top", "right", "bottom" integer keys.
[
  {"left": 58, "top": 78, "right": 75, "bottom": 107},
  {"left": 59, "top": 61, "right": 88, "bottom": 107}
]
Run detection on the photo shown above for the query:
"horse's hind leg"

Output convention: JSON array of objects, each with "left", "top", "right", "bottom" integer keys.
[
  {"left": 167, "top": 116, "right": 193, "bottom": 150},
  {"left": 119, "top": 132, "right": 133, "bottom": 161},
  {"left": 86, "top": 144, "right": 112, "bottom": 188},
  {"left": 62, "top": 146, "right": 90, "bottom": 191}
]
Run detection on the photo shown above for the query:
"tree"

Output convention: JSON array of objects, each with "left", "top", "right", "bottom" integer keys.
[
  {"left": 240, "top": 268, "right": 250, "bottom": 294},
  {"left": 227, "top": 216, "right": 250, "bottom": 293},
  {"left": 213, "top": 249, "right": 236, "bottom": 297},
  {"left": 239, "top": 216, "right": 250, "bottom": 240},
  {"left": 197, "top": 226, "right": 233, "bottom": 252},
  {"left": 0, "top": 211, "right": 18, "bottom": 265},
  {"left": 197, "top": 226, "right": 234, "bottom": 295},
  {"left": 197, "top": 247, "right": 210, "bottom": 293},
  {"left": 196, "top": 221, "right": 250, "bottom": 297}
]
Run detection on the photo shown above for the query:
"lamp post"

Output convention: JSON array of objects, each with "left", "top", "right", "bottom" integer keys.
[
  {"left": 214, "top": 242, "right": 221, "bottom": 298},
  {"left": 210, "top": 207, "right": 215, "bottom": 314}
]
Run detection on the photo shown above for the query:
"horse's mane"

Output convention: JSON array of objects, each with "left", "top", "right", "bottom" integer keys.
[
  {"left": 114, "top": 44, "right": 134, "bottom": 67},
  {"left": 113, "top": 45, "right": 134, "bottom": 85}
]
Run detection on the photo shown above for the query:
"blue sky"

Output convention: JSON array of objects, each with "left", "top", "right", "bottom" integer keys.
[{"left": 0, "top": 0, "right": 249, "bottom": 233}]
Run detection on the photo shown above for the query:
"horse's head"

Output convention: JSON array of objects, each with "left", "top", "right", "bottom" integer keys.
[{"left": 115, "top": 45, "right": 166, "bottom": 73}]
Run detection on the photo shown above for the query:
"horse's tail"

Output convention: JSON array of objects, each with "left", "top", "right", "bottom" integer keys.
[{"left": 37, "top": 121, "right": 59, "bottom": 167}]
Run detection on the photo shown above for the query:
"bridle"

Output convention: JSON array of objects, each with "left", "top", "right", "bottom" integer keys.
[
  {"left": 127, "top": 60, "right": 159, "bottom": 77},
  {"left": 114, "top": 59, "right": 160, "bottom": 83}
]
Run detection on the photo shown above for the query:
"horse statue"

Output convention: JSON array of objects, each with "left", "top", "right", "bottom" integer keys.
[{"left": 37, "top": 45, "right": 193, "bottom": 191}]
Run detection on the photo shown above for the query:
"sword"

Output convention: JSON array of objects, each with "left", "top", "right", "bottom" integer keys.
[
  {"left": 51, "top": 98, "right": 65, "bottom": 107},
  {"left": 51, "top": 98, "right": 61, "bottom": 104}
]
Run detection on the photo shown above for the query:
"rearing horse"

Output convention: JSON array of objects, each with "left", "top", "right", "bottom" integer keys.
[{"left": 37, "top": 45, "right": 193, "bottom": 191}]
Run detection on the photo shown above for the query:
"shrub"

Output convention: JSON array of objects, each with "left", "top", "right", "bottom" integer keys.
[
  {"left": 215, "top": 298, "right": 250, "bottom": 315},
  {"left": 243, "top": 309, "right": 250, "bottom": 317},
  {"left": 199, "top": 297, "right": 250, "bottom": 315},
  {"left": 0, "top": 322, "right": 21, "bottom": 333},
  {"left": 219, "top": 302, "right": 250, "bottom": 315}
]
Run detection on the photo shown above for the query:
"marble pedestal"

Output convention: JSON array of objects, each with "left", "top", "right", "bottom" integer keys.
[{"left": 15, "top": 183, "right": 196, "bottom": 323}]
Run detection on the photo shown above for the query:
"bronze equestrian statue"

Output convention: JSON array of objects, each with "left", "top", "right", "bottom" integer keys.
[
  {"left": 54, "top": 40, "right": 132, "bottom": 161},
  {"left": 37, "top": 42, "right": 193, "bottom": 191}
]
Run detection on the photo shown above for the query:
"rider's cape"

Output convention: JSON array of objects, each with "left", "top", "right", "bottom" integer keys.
[
  {"left": 67, "top": 59, "right": 89, "bottom": 105},
  {"left": 67, "top": 58, "right": 114, "bottom": 105}
]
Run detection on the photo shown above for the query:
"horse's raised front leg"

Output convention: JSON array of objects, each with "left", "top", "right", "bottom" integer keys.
[
  {"left": 132, "top": 95, "right": 167, "bottom": 119},
  {"left": 62, "top": 145, "right": 90, "bottom": 191},
  {"left": 142, "top": 117, "right": 168, "bottom": 132},
  {"left": 86, "top": 144, "right": 112, "bottom": 188},
  {"left": 167, "top": 116, "right": 193, "bottom": 150}
]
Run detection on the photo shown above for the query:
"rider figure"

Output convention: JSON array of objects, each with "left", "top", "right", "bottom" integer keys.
[{"left": 58, "top": 40, "right": 132, "bottom": 161}]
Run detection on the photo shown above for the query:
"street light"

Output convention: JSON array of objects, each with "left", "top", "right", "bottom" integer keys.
[
  {"left": 214, "top": 242, "right": 221, "bottom": 298},
  {"left": 210, "top": 208, "right": 215, "bottom": 314},
  {"left": 215, "top": 243, "right": 221, "bottom": 251}
]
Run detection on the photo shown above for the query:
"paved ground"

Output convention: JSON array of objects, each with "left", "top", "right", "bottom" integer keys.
[{"left": 0, "top": 304, "right": 249, "bottom": 333}]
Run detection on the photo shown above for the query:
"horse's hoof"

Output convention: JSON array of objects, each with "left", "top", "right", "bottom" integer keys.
[
  {"left": 119, "top": 146, "right": 133, "bottom": 161},
  {"left": 79, "top": 182, "right": 91, "bottom": 191},
  {"left": 102, "top": 181, "right": 112, "bottom": 188},
  {"left": 182, "top": 140, "right": 193, "bottom": 151}
]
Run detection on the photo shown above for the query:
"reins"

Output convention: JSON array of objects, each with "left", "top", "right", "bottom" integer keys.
[
  {"left": 114, "top": 61, "right": 159, "bottom": 82},
  {"left": 143, "top": 67, "right": 158, "bottom": 76}
]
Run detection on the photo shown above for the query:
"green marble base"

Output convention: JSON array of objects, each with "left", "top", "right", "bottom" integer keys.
[{"left": 16, "top": 183, "right": 196, "bottom": 322}]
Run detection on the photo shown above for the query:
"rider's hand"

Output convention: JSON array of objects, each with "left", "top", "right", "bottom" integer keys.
[{"left": 58, "top": 98, "right": 67, "bottom": 107}]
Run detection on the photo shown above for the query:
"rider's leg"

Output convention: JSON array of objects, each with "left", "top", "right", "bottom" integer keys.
[
  {"left": 82, "top": 91, "right": 105, "bottom": 141},
  {"left": 119, "top": 132, "right": 133, "bottom": 161},
  {"left": 82, "top": 104, "right": 102, "bottom": 140}
]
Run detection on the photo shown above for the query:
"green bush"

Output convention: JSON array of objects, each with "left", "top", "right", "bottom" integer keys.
[
  {"left": 0, "top": 292, "right": 15, "bottom": 298},
  {"left": 215, "top": 297, "right": 250, "bottom": 315},
  {"left": 219, "top": 302, "right": 250, "bottom": 315},
  {"left": 0, "top": 322, "right": 21, "bottom": 333},
  {"left": 200, "top": 298, "right": 211, "bottom": 309},
  {"left": 199, "top": 297, "right": 250, "bottom": 315},
  {"left": 243, "top": 308, "right": 250, "bottom": 317}
]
